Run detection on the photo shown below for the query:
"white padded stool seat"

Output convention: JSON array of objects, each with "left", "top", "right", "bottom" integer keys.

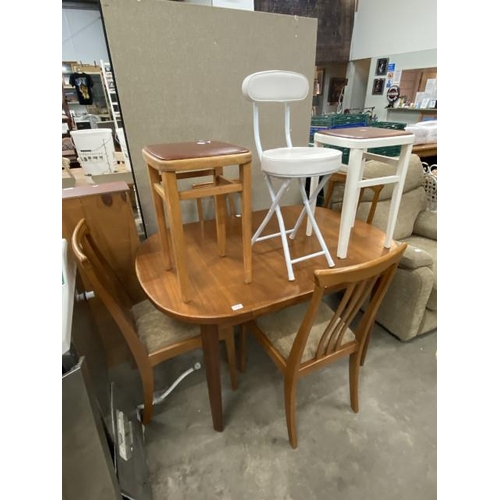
[{"left": 262, "top": 147, "right": 342, "bottom": 178}]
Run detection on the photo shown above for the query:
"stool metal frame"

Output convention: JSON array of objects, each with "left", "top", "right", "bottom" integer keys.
[{"left": 242, "top": 70, "right": 342, "bottom": 281}]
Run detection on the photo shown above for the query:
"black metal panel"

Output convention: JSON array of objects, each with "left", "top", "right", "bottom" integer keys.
[{"left": 62, "top": 0, "right": 100, "bottom": 10}]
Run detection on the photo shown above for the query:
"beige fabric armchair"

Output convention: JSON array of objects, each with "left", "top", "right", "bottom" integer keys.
[{"left": 328, "top": 153, "right": 437, "bottom": 341}]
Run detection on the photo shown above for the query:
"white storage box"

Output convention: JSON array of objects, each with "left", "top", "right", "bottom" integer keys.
[
  {"left": 116, "top": 128, "right": 132, "bottom": 172},
  {"left": 70, "top": 129, "right": 117, "bottom": 175},
  {"left": 405, "top": 120, "right": 437, "bottom": 145}
]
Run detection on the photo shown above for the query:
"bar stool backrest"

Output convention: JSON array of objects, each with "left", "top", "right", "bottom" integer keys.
[
  {"left": 242, "top": 70, "right": 309, "bottom": 160},
  {"left": 242, "top": 70, "right": 342, "bottom": 282}
]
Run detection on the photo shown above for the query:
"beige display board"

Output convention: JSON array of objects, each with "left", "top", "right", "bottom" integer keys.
[{"left": 101, "top": 0, "right": 318, "bottom": 235}]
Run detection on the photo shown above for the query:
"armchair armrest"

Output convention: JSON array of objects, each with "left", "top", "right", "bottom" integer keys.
[
  {"left": 413, "top": 210, "right": 437, "bottom": 240},
  {"left": 398, "top": 243, "right": 434, "bottom": 270}
]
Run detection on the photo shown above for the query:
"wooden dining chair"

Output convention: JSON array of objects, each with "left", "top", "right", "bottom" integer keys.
[
  {"left": 71, "top": 218, "right": 238, "bottom": 425},
  {"left": 239, "top": 242, "right": 407, "bottom": 448}
]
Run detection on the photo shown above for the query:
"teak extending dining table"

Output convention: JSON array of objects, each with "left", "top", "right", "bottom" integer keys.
[{"left": 135, "top": 205, "right": 398, "bottom": 432}]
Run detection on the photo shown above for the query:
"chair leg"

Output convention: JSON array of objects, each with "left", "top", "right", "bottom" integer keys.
[
  {"left": 227, "top": 192, "right": 237, "bottom": 217},
  {"left": 195, "top": 198, "right": 204, "bottom": 222},
  {"left": 384, "top": 144, "right": 412, "bottom": 248},
  {"left": 223, "top": 328, "right": 238, "bottom": 391},
  {"left": 292, "top": 177, "right": 334, "bottom": 268},
  {"left": 322, "top": 175, "right": 335, "bottom": 208},
  {"left": 214, "top": 192, "right": 227, "bottom": 257},
  {"left": 274, "top": 204, "right": 295, "bottom": 281},
  {"left": 252, "top": 176, "right": 295, "bottom": 281},
  {"left": 349, "top": 352, "right": 361, "bottom": 413},
  {"left": 360, "top": 325, "right": 374, "bottom": 367},
  {"left": 140, "top": 367, "right": 155, "bottom": 425},
  {"left": 239, "top": 327, "right": 248, "bottom": 373},
  {"left": 284, "top": 376, "right": 298, "bottom": 449}
]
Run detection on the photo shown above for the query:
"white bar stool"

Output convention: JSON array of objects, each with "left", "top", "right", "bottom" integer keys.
[
  {"left": 242, "top": 70, "right": 343, "bottom": 281},
  {"left": 314, "top": 127, "right": 415, "bottom": 259}
]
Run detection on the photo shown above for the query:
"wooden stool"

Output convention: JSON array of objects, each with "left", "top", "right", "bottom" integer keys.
[{"left": 142, "top": 141, "right": 253, "bottom": 303}]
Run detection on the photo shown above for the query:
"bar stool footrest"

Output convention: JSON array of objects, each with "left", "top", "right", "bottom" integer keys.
[
  {"left": 290, "top": 250, "right": 334, "bottom": 266},
  {"left": 252, "top": 229, "right": 294, "bottom": 244}
]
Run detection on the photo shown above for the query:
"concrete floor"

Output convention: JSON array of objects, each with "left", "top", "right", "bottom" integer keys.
[{"left": 128, "top": 322, "right": 437, "bottom": 500}]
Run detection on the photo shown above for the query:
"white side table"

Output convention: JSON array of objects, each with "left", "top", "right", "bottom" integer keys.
[{"left": 314, "top": 127, "right": 415, "bottom": 259}]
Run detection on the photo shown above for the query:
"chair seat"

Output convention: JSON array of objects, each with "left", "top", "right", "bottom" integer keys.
[
  {"left": 132, "top": 300, "right": 199, "bottom": 354},
  {"left": 261, "top": 146, "right": 342, "bottom": 178},
  {"left": 143, "top": 141, "right": 250, "bottom": 164},
  {"left": 255, "top": 300, "right": 355, "bottom": 362}
]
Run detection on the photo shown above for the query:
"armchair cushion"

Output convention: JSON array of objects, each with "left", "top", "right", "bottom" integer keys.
[
  {"left": 402, "top": 235, "right": 437, "bottom": 311},
  {"left": 352, "top": 154, "right": 429, "bottom": 240},
  {"left": 413, "top": 210, "right": 437, "bottom": 240},
  {"left": 375, "top": 266, "right": 435, "bottom": 341},
  {"left": 397, "top": 243, "right": 434, "bottom": 270},
  {"left": 358, "top": 187, "right": 428, "bottom": 240},
  {"left": 359, "top": 153, "right": 425, "bottom": 200}
]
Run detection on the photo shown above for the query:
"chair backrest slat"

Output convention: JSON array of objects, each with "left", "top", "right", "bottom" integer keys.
[
  {"left": 329, "top": 276, "right": 378, "bottom": 354},
  {"left": 290, "top": 244, "right": 407, "bottom": 368}
]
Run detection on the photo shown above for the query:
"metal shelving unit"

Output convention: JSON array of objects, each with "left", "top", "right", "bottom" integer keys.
[{"left": 100, "top": 60, "right": 123, "bottom": 130}]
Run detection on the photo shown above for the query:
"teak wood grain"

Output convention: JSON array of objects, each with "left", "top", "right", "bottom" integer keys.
[{"left": 135, "top": 205, "right": 397, "bottom": 432}]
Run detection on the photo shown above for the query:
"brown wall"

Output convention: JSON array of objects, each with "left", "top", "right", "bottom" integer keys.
[{"left": 255, "top": 0, "right": 356, "bottom": 64}]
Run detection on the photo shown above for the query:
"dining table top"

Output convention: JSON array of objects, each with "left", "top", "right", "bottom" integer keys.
[
  {"left": 135, "top": 205, "right": 397, "bottom": 326},
  {"left": 135, "top": 204, "right": 398, "bottom": 432}
]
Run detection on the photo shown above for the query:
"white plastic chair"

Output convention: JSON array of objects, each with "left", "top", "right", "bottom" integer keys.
[{"left": 242, "top": 70, "right": 342, "bottom": 281}]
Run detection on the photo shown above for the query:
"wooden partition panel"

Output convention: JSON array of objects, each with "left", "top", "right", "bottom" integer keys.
[{"left": 100, "top": 0, "right": 318, "bottom": 236}]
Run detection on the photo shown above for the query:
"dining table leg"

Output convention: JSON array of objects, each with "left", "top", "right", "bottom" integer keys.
[{"left": 200, "top": 323, "right": 223, "bottom": 432}]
